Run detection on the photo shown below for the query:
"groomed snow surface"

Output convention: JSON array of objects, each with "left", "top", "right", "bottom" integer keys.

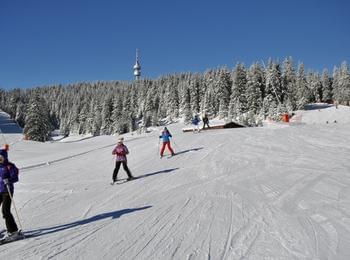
[{"left": 0, "top": 104, "right": 350, "bottom": 259}]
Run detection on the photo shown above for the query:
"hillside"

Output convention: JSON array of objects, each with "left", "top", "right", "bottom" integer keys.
[{"left": 0, "top": 104, "right": 349, "bottom": 259}]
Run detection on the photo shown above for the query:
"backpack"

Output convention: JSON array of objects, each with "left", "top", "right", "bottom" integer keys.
[{"left": 7, "top": 162, "right": 19, "bottom": 183}]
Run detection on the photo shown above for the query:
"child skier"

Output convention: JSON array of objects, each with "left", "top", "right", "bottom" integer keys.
[
  {"left": 0, "top": 152, "right": 22, "bottom": 242},
  {"left": 192, "top": 114, "right": 201, "bottom": 133},
  {"left": 159, "top": 127, "right": 175, "bottom": 158},
  {"left": 111, "top": 137, "right": 134, "bottom": 184}
]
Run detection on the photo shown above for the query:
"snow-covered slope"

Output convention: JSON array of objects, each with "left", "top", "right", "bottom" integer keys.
[
  {"left": 0, "top": 104, "right": 350, "bottom": 259},
  {"left": 293, "top": 103, "right": 350, "bottom": 124}
]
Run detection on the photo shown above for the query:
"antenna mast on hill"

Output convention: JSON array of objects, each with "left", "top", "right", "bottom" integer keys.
[{"left": 133, "top": 49, "right": 141, "bottom": 80}]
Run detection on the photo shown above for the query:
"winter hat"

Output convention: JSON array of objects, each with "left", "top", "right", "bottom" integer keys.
[
  {"left": 3, "top": 144, "right": 9, "bottom": 151},
  {"left": 117, "top": 137, "right": 124, "bottom": 143}
]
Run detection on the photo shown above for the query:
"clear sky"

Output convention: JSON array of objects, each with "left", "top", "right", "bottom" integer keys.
[{"left": 1, "top": 0, "right": 349, "bottom": 89}]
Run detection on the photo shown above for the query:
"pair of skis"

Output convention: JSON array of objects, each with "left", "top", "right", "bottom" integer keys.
[
  {"left": 0, "top": 230, "right": 25, "bottom": 245},
  {"left": 0, "top": 229, "right": 43, "bottom": 245},
  {"left": 110, "top": 177, "right": 138, "bottom": 185},
  {"left": 160, "top": 153, "right": 176, "bottom": 159}
]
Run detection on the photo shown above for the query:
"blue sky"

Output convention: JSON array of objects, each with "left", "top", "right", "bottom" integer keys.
[{"left": 0, "top": 0, "right": 349, "bottom": 89}]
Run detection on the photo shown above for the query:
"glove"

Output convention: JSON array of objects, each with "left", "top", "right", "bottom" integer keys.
[{"left": 3, "top": 179, "right": 10, "bottom": 185}]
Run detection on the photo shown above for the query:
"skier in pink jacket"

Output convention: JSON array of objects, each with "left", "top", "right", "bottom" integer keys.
[{"left": 111, "top": 137, "right": 134, "bottom": 183}]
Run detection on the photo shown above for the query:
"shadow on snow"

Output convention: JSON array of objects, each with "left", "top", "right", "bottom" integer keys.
[
  {"left": 304, "top": 103, "right": 333, "bottom": 110},
  {"left": 136, "top": 167, "right": 179, "bottom": 179},
  {"left": 174, "top": 147, "right": 203, "bottom": 156},
  {"left": 25, "top": 206, "right": 152, "bottom": 238},
  {"left": 0, "top": 112, "right": 23, "bottom": 134}
]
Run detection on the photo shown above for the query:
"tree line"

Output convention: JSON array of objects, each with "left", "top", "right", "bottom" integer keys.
[{"left": 0, "top": 57, "right": 349, "bottom": 141}]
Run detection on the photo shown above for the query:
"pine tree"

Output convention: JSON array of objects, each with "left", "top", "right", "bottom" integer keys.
[
  {"left": 228, "top": 63, "right": 247, "bottom": 120},
  {"left": 91, "top": 99, "right": 102, "bottom": 136},
  {"left": 265, "top": 59, "right": 283, "bottom": 108},
  {"left": 100, "top": 96, "right": 114, "bottom": 134},
  {"left": 246, "top": 63, "right": 264, "bottom": 114},
  {"left": 282, "top": 57, "right": 297, "bottom": 110},
  {"left": 338, "top": 61, "right": 350, "bottom": 105},
  {"left": 144, "top": 89, "right": 155, "bottom": 127},
  {"left": 295, "top": 63, "right": 309, "bottom": 109},
  {"left": 111, "top": 94, "right": 123, "bottom": 134},
  {"left": 166, "top": 82, "right": 180, "bottom": 120},
  {"left": 15, "top": 100, "right": 26, "bottom": 127},
  {"left": 202, "top": 71, "right": 216, "bottom": 117},
  {"left": 189, "top": 78, "right": 201, "bottom": 114},
  {"left": 332, "top": 66, "right": 340, "bottom": 104},
  {"left": 23, "top": 93, "right": 51, "bottom": 142},
  {"left": 181, "top": 87, "right": 192, "bottom": 124},
  {"left": 321, "top": 69, "right": 332, "bottom": 102},
  {"left": 78, "top": 102, "right": 89, "bottom": 134},
  {"left": 216, "top": 68, "right": 232, "bottom": 119},
  {"left": 306, "top": 72, "right": 322, "bottom": 102}
]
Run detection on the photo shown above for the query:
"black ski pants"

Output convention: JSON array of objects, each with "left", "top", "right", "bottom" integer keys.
[
  {"left": 0, "top": 192, "right": 18, "bottom": 233},
  {"left": 113, "top": 161, "right": 132, "bottom": 181},
  {"left": 203, "top": 121, "right": 210, "bottom": 129}
]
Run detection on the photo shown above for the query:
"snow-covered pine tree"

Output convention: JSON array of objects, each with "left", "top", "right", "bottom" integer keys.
[
  {"left": 100, "top": 96, "right": 114, "bottom": 135},
  {"left": 246, "top": 63, "right": 264, "bottom": 115},
  {"left": 15, "top": 100, "right": 26, "bottom": 127},
  {"left": 216, "top": 67, "right": 232, "bottom": 119},
  {"left": 166, "top": 81, "right": 180, "bottom": 121},
  {"left": 265, "top": 59, "right": 283, "bottom": 108},
  {"left": 144, "top": 88, "right": 155, "bottom": 127},
  {"left": 189, "top": 78, "right": 200, "bottom": 115},
  {"left": 129, "top": 85, "right": 139, "bottom": 130},
  {"left": 282, "top": 57, "right": 297, "bottom": 111},
  {"left": 181, "top": 86, "right": 192, "bottom": 124},
  {"left": 8, "top": 89, "right": 22, "bottom": 119},
  {"left": 202, "top": 70, "right": 216, "bottom": 118},
  {"left": 332, "top": 66, "right": 340, "bottom": 104},
  {"left": 111, "top": 94, "right": 123, "bottom": 134},
  {"left": 23, "top": 92, "right": 51, "bottom": 142},
  {"left": 338, "top": 61, "right": 350, "bottom": 105},
  {"left": 91, "top": 99, "right": 102, "bottom": 136},
  {"left": 228, "top": 63, "right": 247, "bottom": 121},
  {"left": 78, "top": 102, "right": 89, "bottom": 134},
  {"left": 306, "top": 72, "right": 322, "bottom": 103},
  {"left": 321, "top": 69, "right": 332, "bottom": 102},
  {"left": 295, "top": 63, "right": 309, "bottom": 109}
]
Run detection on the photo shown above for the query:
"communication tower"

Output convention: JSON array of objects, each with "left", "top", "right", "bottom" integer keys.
[{"left": 133, "top": 49, "right": 141, "bottom": 80}]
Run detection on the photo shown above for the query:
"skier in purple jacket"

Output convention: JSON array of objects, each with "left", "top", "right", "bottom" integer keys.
[
  {"left": 111, "top": 137, "right": 134, "bottom": 183},
  {"left": 0, "top": 154, "right": 21, "bottom": 241}
]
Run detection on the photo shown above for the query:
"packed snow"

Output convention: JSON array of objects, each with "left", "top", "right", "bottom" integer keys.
[{"left": 0, "top": 104, "right": 349, "bottom": 259}]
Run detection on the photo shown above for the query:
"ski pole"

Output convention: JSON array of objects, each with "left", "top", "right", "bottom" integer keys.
[
  {"left": 157, "top": 138, "right": 160, "bottom": 156},
  {"left": 111, "top": 155, "right": 115, "bottom": 167},
  {"left": 5, "top": 183, "right": 24, "bottom": 233},
  {"left": 172, "top": 139, "right": 180, "bottom": 151},
  {"left": 0, "top": 128, "right": 7, "bottom": 147}
]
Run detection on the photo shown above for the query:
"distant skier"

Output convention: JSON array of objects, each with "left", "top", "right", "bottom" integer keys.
[
  {"left": 159, "top": 127, "right": 175, "bottom": 158},
  {"left": 202, "top": 113, "right": 210, "bottom": 129},
  {"left": 111, "top": 137, "right": 134, "bottom": 183},
  {"left": 192, "top": 114, "right": 201, "bottom": 133},
  {"left": 0, "top": 152, "right": 22, "bottom": 242}
]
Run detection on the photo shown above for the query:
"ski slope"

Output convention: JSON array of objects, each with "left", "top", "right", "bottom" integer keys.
[{"left": 0, "top": 104, "right": 350, "bottom": 259}]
